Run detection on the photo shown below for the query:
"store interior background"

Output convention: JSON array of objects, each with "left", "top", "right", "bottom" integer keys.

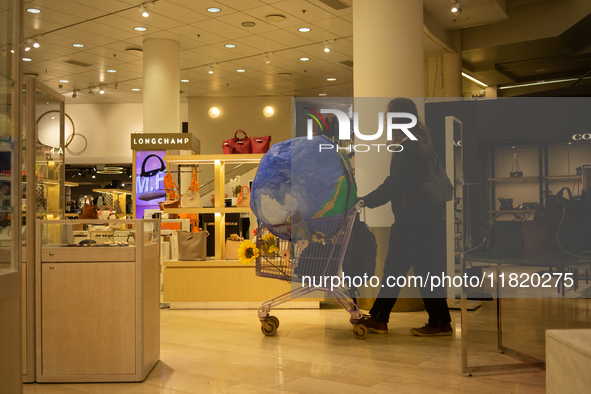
[{"left": 3, "top": 0, "right": 591, "bottom": 393}]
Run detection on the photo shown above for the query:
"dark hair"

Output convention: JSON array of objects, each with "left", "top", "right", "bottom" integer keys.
[{"left": 387, "top": 98, "right": 432, "bottom": 158}]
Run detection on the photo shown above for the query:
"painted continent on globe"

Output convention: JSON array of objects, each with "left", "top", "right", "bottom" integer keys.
[{"left": 250, "top": 136, "right": 356, "bottom": 228}]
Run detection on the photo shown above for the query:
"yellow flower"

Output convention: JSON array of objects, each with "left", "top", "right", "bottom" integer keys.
[
  {"left": 268, "top": 245, "right": 279, "bottom": 254},
  {"left": 281, "top": 249, "right": 291, "bottom": 261},
  {"left": 238, "top": 240, "right": 259, "bottom": 265}
]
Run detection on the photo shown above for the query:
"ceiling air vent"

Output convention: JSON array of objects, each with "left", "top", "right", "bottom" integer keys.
[
  {"left": 63, "top": 59, "right": 92, "bottom": 68},
  {"left": 339, "top": 60, "right": 353, "bottom": 67},
  {"left": 318, "top": 0, "right": 350, "bottom": 10}
]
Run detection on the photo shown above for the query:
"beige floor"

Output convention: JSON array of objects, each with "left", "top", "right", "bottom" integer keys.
[{"left": 23, "top": 298, "right": 591, "bottom": 394}]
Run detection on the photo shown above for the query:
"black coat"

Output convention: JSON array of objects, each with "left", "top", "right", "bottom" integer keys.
[{"left": 361, "top": 139, "right": 443, "bottom": 224}]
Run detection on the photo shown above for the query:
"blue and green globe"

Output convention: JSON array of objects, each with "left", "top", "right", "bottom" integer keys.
[{"left": 250, "top": 136, "right": 356, "bottom": 231}]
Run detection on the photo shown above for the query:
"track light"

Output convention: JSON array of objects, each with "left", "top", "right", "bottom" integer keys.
[
  {"left": 451, "top": 2, "right": 461, "bottom": 13},
  {"left": 208, "top": 64, "right": 214, "bottom": 74},
  {"left": 33, "top": 37, "right": 40, "bottom": 48},
  {"left": 72, "top": 90, "right": 78, "bottom": 98},
  {"left": 24, "top": 38, "right": 31, "bottom": 51},
  {"left": 140, "top": 1, "right": 153, "bottom": 17},
  {"left": 92, "top": 174, "right": 96, "bottom": 179},
  {"left": 99, "top": 86, "right": 105, "bottom": 94},
  {"left": 88, "top": 88, "right": 94, "bottom": 95},
  {"left": 324, "top": 41, "right": 331, "bottom": 53},
  {"left": 265, "top": 53, "right": 271, "bottom": 64}
]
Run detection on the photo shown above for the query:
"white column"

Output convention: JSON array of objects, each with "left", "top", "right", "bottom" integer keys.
[
  {"left": 486, "top": 85, "right": 498, "bottom": 98},
  {"left": 353, "top": 0, "right": 425, "bottom": 310},
  {"left": 143, "top": 39, "right": 180, "bottom": 134},
  {"left": 354, "top": 0, "right": 424, "bottom": 227}
]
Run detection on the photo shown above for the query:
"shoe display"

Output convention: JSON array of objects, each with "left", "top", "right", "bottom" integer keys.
[
  {"left": 358, "top": 315, "right": 388, "bottom": 334},
  {"left": 410, "top": 323, "right": 453, "bottom": 337}
]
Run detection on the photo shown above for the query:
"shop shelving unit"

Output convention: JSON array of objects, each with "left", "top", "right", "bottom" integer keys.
[
  {"left": 163, "top": 153, "right": 263, "bottom": 261},
  {"left": 160, "top": 153, "right": 294, "bottom": 305},
  {"left": 92, "top": 188, "right": 133, "bottom": 218}
]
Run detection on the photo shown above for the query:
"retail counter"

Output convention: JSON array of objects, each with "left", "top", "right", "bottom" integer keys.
[{"left": 35, "top": 219, "right": 160, "bottom": 383}]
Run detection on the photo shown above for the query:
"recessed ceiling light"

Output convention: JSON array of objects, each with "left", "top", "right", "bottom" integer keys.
[
  {"left": 327, "top": 77, "right": 336, "bottom": 81},
  {"left": 72, "top": 43, "right": 85, "bottom": 48},
  {"left": 318, "top": 93, "right": 327, "bottom": 96},
  {"left": 22, "top": 58, "right": 32, "bottom": 62},
  {"left": 131, "top": 88, "right": 141, "bottom": 91},
  {"left": 298, "top": 27, "right": 311, "bottom": 32},
  {"left": 181, "top": 79, "right": 190, "bottom": 82},
  {"left": 265, "top": 14, "right": 286, "bottom": 22},
  {"left": 236, "top": 69, "right": 246, "bottom": 73},
  {"left": 59, "top": 80, "right": 69, "bottom": 83},
  {"left": 134, "top": 26, "right": 147, "bottom": 31},
  {"left": 207, "top": 7, "right": 221, "bottom": 13},
  {"left": 299, "top": 57, "right": 310, "bottom": 61},
  {"left": 26, "top": 8, "right": 41, "bottom": 13},
  {"left": 224, "top": 44, "right": 236, "bottom": 48},
  {"left": 242, "top": 21, "right": 256, "bottom": 27},
  {"left": 106, "top": 69, "right": 117, "bottom": 73}
]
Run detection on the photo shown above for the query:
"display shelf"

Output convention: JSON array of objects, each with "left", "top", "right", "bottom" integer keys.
[
  {"left": 164, "top": 153, "right": 264, "bottom": 164},
  {"left": 543, "top": 175, "right": 581, "bottom": 181},
  {"left": 164, "top": 207, "right": 251, "bottom": 214},
  {"left": 93, "top": 188, "right": 132, "bottom": 195},
  {"left": 489, "top": 209, "right": 542, "bottom": 214},
  {"left": 488, "top": 177, "right": 540, "bottom": 183},
  {"left": 163, "top": 259, "right": 244, "bottom": 268},
  {"left": 64, "top": 181, "right": 79, "bottom": 187}
]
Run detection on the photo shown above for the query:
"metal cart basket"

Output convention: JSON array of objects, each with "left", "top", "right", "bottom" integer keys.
[{"left": 255, "top": 203, "right": 369, "bottom": 339}]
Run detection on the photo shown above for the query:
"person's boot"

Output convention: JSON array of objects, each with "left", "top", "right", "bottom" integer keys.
[
  {"left": 410, "top": 323, "right": 452, "bottom": 337},
  {"left": 359, "top": 315, "right": 388, "bottom": 334}
]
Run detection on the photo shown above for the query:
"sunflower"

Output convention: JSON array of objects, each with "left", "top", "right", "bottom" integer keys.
[{"left": 238, "top": 240, "right": 259, "bottom": 265}]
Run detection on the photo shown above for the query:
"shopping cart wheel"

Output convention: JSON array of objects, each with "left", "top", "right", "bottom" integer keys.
[
  {"left": 352, "top": 324, "right": 368, "bottom": 339},
  {"left": 268, "top": 316, "right": 279, "bottom": 329},
  {"left": 261, "top": 319, "right": 278, "bottom": 336}
]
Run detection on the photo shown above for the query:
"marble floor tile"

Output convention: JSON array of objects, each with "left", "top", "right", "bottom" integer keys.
[{"left": 24, "top": 298, "right": 591, "bottom": 394}]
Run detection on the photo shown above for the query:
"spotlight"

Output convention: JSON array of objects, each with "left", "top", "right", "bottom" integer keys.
[
  {"left": 71, "top": 173, "right": 75, "bottom": 178},
  {"left": 72, "top": 90, "right": 78, "bottom": 98},
  {"left": 208, "top": 64, "right": 214, "bottom": 74},
  {"left": 33, "top": 37, "right": 40, "bottom": 48},
  {"left": 77, "top": 171, "right": 82, "bottom": 176},
  {"left": 24, "top": 38, "right": 31, "bottom": 51},
  {"left": 99, "top": 86, "right": 105, "bottom": 94},
  {"left": 324, "top": 41, "right": 331, "bottom": 53},
  {"left": 92, "top": 174, "right": 96, "bottom": 179},
  {"left": 88, "top": 88, "right": 94, "bottom": 95},
  {"left": 141, "top": 6, "right": 149, "bottom": 17},
  {"left": 265, "top": 53, "right": 271, "bottom": 64},
  {"left": 451, "top": 2, "right": 461, "bottom": 13}
]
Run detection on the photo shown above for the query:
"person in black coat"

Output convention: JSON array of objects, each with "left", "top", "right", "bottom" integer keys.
[{"left": 358, "top": 97, "right": 452, "bottom": 337}]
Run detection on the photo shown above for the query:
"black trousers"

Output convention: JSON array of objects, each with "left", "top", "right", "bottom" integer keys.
[{"left": 370, "top": 220, "right": 451, "bottom": 327}]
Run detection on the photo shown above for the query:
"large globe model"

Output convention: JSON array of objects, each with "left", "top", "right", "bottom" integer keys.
[{"left": 250, "top": 136, "right": 356, "bottom": 232}]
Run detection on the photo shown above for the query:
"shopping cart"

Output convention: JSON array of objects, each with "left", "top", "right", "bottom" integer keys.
[{"left": 255, "top": 202, "right": 369, "bottom": 339}]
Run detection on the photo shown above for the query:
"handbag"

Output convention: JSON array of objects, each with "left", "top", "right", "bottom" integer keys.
[
  {"left": 225, "top": 234, "right": 243, "bottom": 260},
  {"left": 223, "top": 130, "right": 252, "bottom": 154},
  {"left": 236, "top": 185, "right": 250, "bottom": 207},
  {"left": 79, "top": 197, "right": 98, "bottom": 219},
  {"left": 487, "top": 214, "right": 524, "bottom": 258},
  {"left": 510, "top": 153, "right": 523, "bottom": 177},
  {"left": 250, "top": 136, "right": 271, "bottom": 154},
  {"left": 158, "top": 200, "right": 179, "bottom": 219},
  {"left": 546, "top": 187, "right": 591, "bottom": 256},
  {"left": 181, "top": 170, "right": 201, "bottom": 208},
  {"left": 522, "top": 218, "right": 548, "bottom": 255},
  {"left": 498, "top": 197, "right": 513, "bottom": 210},
  {"left": 98, "top": 205, "right": 114, "bottom": 220},
  {"left": 177, "top": 230, "right": 209, "bottom": 261}
]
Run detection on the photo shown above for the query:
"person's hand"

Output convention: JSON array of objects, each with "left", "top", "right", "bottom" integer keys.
[{"left": 355, "top": 197, "right": 365, "bottom": 208}]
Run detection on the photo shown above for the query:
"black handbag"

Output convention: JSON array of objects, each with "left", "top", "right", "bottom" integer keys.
[
  {"left": 487, "top": 215, "right": 524, "bottom": 258},
  {"left": 546, "top": 188, "right": 591, "bottom": 256},
  {"left": 510, "top": 153, "right": 523, "bottom": 177}
]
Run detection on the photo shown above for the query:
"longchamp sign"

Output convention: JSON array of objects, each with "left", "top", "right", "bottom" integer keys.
[{"left": 131, "top": 133, "right": 195, "bottom": 150}]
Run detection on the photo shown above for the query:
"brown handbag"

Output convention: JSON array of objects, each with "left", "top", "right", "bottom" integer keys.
[
  {"left": 177, "top": 230, "right": 209, "bottom": 261},
  {"left": 223, "top": 130, "right": 252, "bottom": 154},
  {"left": 158, "top": 200, "right": 179, "bottom": 219},
  {"left": 79, "top": 197, "right": 98, "bottom": 219},
  {"left": 250, "top": 136, "right": 271, "bottom": 153},
  {"left": 522, "top": 218, "right": 549, "bottom": 255}
]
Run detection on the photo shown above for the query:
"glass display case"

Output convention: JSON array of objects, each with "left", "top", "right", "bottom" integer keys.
[{"left": 36, "top": 219, "right": 160, "bottom": 383}]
